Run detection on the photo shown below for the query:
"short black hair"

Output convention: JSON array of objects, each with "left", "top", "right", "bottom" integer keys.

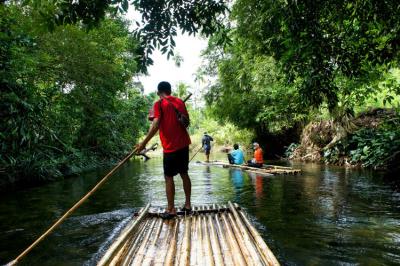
[
  {"left": 233, "top": 144, "right": 239, "bottom": 150},
  {"left": 157, "top": 81, "right": 171, "bottom": 95}
]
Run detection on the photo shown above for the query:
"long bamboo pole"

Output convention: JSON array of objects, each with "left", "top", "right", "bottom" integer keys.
[{"left": 9, "top": 149, "right": 140, "bottom": 266}]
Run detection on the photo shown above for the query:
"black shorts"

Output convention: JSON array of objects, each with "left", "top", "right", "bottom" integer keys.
[
  {"left": 205, "top": 148, "right": 211, "bottom": 155},
  {"left": 163, "top": 146, "right": 189, "bottom": 176}
]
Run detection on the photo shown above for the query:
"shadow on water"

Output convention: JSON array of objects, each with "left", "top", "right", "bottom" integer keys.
[{"left": 0, "top": 155, "right": 399, "bottom": 265}]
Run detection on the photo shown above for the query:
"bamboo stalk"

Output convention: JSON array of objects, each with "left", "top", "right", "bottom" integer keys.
[
  {"left": 207, "top": 214, "right": 224, "bottom": 266},
  {"left": 214, "top": 206, "right": 234, "bottom": 266},
  {"left": 227, "top": 212, "right": 256, "bottom": 266},
  {"left": 190, "top": 208, "right": 198, "bottom": 266},
  {"left": 202, "top": 207, "right": 215, "bottom": 266},
  {"left": 120, "top": 218, "right": 150, "bottom": 266},
  {"left": 178, "top": 216, "right": 191, "bottom": 266},
  {"left": 227, "top": 202, "right": 264, "bottom": 265},
  {"left": 197, "top": 206, "right": 205, "bottom": 266},
  {"left": 236, "top": 207, "right": 280, "bottom": 266},
  {"left": 165, "top": 219, "right": 179, "bottom": 266},
  {"left": 141, "top": 218, "right": 164, "bottom": 266},
  {"left": 154, "top": 220, "right": 173, "bottom": 266},
  {"left": 221, "top": 211, "right": 246, "bottom": 265},
  {"left": 127, "top": 218, "right": 157, "bottom": 265},
  {"left": 97, "top": 204, "right": 150, "bottom": 266}
]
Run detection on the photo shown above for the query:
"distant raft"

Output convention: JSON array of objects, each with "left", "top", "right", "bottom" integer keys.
[
  {"left": 98, "top": 202, "right": 280, "bottom": 266},
  {"left": 198, "top": 161, "right": 301, "bottom": 176}
]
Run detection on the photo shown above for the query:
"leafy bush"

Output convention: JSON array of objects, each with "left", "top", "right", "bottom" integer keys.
[{"left": 349, "top": 122, "right": 400, "bottom": 168}]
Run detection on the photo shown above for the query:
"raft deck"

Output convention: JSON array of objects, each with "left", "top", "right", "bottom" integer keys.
[
  {"left": 201, "top": 161, "right": 301, "bottom": 176},
  {"left": 98, "top": 202, "right": 279, "bottom": 266}
]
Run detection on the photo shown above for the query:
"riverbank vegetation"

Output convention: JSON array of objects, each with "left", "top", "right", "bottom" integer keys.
[
  {"left": 0, "top": 0, "right": 228, "bottom": 187},
  {"left": 199, "top": 0, "right": 400, "bottom": 170}
]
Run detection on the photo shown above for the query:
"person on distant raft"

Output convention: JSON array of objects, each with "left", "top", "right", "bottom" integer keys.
[
  {"left": 247, "top": 142, "right": 264, "bottom": 168},
  {"left": 202, "top": 132, "right": 214, "bottom": 162},
  {"left": 228, "top": 143, "right": 245, "bottom": 165},
  {"left": 134, "top": 81, "right": 192, "bottom": 219}
]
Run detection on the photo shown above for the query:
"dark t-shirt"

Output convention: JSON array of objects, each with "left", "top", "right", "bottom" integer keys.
[
  {"left": 153, "top": 95, "right": 191, "bottom": 153},
  {"left": 202, "top": 135, "right": 213, "bottom": 150}
]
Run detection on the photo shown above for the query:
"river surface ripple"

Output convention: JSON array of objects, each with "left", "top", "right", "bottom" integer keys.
[{"left": 0, "top": 154, "right": 399, "bottom": 265}]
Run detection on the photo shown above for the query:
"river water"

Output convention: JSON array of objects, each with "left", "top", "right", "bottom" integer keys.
[{"left": 0, "top": 153, "right": 399, "bottom": 265}]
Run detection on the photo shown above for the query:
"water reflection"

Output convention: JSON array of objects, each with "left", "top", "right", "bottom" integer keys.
[{"left": 0, "top": 159, "right": 399, "bottom": 265}]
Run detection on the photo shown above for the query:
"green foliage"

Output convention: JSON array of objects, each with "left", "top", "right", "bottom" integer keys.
[
  {"left": 349, "top": 121, "right": 400, "bottom": 168},
  {"left": 284, "top": 143, "right": 299, "bottom": 158},
  {"left": 322, "top": 114, "right": 400, "bottom": 168},
  {"left": 26, "top": 0, "right": 228, "bottom": 70},
  {"left": 0, "top": 4, "right": 150, "bottom": 184},
  {"left": 232, "top": 0, "right": 400, "bottom": 109},
  {"left": 204, "top": 42, "right": 309, "bottom": 133}
]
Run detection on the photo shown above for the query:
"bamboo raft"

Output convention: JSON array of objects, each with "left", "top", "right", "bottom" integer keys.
[
  {"left": 98, "top": 202, "right": 279, "bottom": 266},
  {"left": 199, "top": 161, "right": 301, "bottom": 176}
]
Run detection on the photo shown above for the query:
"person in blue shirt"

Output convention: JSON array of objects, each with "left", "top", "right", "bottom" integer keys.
[
  {"left": 202, "top": 132, "right": 214, "bottom": 162},
  {"left": 228, "top": 144, "right": 245, "bottom": 165}
]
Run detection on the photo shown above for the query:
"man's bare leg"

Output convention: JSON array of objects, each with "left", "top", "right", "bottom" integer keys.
[
  {"left": 180, "top": 172, "right": 191, "bottom": 209},
  {"left": 165, "top": 175, "right": 176, "bottom": 214}
]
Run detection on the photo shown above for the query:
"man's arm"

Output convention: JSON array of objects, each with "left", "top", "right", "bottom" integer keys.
[{"left": 134, "top": 118, "right": 160, "bottom": 153}]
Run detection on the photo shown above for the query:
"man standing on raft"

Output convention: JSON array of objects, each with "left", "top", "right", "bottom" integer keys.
[{"left": 134, "top": 81, "right": 192, "bottom": 219}]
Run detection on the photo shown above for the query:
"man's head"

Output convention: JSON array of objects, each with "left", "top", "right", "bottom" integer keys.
[
  {"left": 253, "top": 142, "right": 259, "bottom": 149},
  {"left": 233, "top": 144, "right": 239, "bottom": 150},
  {"left": 204, "top": 132, "right": 207, "bottom": 135},
  {"left": 157, "top": 81, "right": 172, "bottom": 96}
]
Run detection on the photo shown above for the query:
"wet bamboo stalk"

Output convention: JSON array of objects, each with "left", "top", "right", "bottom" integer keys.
[
  {"left": 165, "top": 219, "right": 179, "bottom": 266},
  {"left": 221, "top": 212, "right": 247, "bottom": 265},
  {"left": 208, "top": 214, "right": 224, "bottom": 266},
  {"left": 154, "top": 220, "right": 173, "bottom": 266},
  {"left": 120, "top": 219, "right": 150, "bottom": 266},
  {"left": 202, "top": 207, "right": 215, "bottom": 266},
  {"left": 214, "top": 207, "right": 234, "bottom": 266},
  {"left": 190, "top": 208, "right": 198, "bottom": 266},
  {"left": 197, "top": 207, "right": 205, "bottom": 266},
  {"left": 178, "top": 216, "right": 191, "bottom": 266},
  {"left": 142, "top": 218, "right": 163, "bottom": 266},
  {"left": 236, "top": 207, "right": 280, "bottom": 266},
  {"left": 227, "top": 212, "right": 256, "bottom": 266},
  {"left": 97, "top": 204, "right": 150, "bottom": 266},
  {"left": 227, "top": 202, "right": 264, "bottom": 265},
  {"left": 129, "top": 218, "right": 157, "bottom": 265}
]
